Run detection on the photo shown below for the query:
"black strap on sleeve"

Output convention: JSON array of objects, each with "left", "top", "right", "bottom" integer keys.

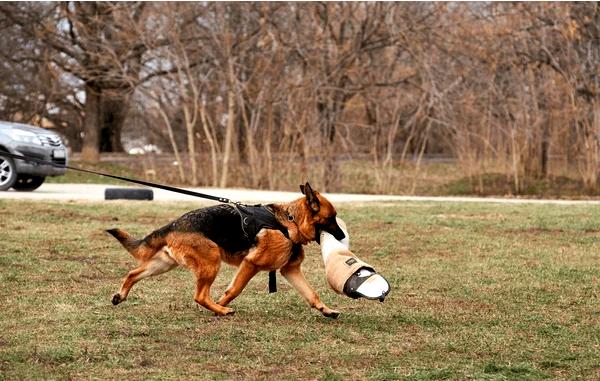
[{"left": 268, "top": 271, "right": 277, "bottom": 293}]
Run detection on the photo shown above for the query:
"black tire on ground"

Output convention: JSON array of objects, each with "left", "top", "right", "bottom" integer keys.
[
  {"left": 12, "top": 175, "right": 46, "bottom": 191},
  {"left": 104, "top": 188, "right": 154, "bottom": 201},
  {"left": 0, "top": 155, "right": 17, "bottom": 191}
]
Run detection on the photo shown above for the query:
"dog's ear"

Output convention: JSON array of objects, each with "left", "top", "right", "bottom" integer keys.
[{"left": 300, "top": 182, "right": 320, "bottom": 213}]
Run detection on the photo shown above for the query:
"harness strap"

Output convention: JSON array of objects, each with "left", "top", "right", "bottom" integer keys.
[
  {"left": 229, "top": 204, "right": 288, "bottom": 294},
  {"left": 230, "top": 204, "right": 284, "bottom": 239},
  {"left": 268, "top": 271, "right": 277, "bottom": 293}
]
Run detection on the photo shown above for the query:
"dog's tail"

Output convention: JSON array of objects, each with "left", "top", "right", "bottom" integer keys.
[{"left": 106, "top": 228, "right": 163, "bottom": 262}]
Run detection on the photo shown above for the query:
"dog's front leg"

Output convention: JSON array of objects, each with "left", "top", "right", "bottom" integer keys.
[
  {"left": 280, "top": 262, "right": 340, "bottom": 319},
  {"left": 217, "top": 259, "right": 259, "bottom": 307}
]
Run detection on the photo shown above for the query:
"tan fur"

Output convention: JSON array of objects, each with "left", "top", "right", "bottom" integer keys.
[{"left": 109, "top": 183, "right": 342, "bottom": 318}]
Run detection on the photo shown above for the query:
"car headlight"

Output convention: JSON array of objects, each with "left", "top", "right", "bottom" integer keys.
[{"left": 7, "top": 130, "right": 43, "bottom": 145}]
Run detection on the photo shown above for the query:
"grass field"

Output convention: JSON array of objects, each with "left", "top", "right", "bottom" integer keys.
[{"left": 1, "top": 200, "right": 599, "bottom": 380}]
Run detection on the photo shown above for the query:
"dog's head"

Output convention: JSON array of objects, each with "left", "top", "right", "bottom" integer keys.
[{"left": 298, "top": 182, "right": 345, "bottom": 243}]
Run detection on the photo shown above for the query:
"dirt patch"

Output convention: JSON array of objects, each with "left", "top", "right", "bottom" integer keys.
[{"left": 505, "top": 227, "right": 565, "bottom": 235}]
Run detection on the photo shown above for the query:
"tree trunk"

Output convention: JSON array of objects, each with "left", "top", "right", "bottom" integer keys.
[
  {"left": 157, "top": 106, "right": 185, "bottom": 183},
  {"left": 81, "top": 85, "right": 130, "bottom": 162},
  {"left": 265, "top": 101, "right": 274, "bottom": 190},
  {"left": 81, "top": 85, "right": 101, "bottom": 163},
  {"left": 200, "top": 103, "right": 219, "bottom": 187},
  {"left": 318, "top": 100, "right": 340, "bottom": 192},
  {"left": 99, "top": 94, "right": 129, "bottom": 153},
  {"left": 590, "top": 100, "right": 600, "bottom": 189},
  {"left": 540, "top": 121, "right": 550, "bottom": 179},
  {"left": 237, "top": 107, "right": 247, "bottom": 163},
  {"left": 220, "top": 63, "right": 236, "bottom": 188},
  {"left": 322, "top": 106, "right": 346, "bottom": 192},
  {"left": 183, "top": 105, "right": 198, "bottom": 186}
]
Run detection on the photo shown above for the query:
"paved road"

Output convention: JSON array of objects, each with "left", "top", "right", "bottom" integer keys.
[{"left": 2, "top": 183, "right": 600, "bottom": 205}]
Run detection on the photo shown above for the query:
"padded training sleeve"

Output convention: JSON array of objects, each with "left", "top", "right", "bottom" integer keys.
[{"left": 324, "top": 248, "right": 374, "bottom": 295}]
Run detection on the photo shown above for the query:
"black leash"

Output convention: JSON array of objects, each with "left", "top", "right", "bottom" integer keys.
[
  {"left": 0, "top": 150, "right": 279, "bottom": 293},
  {"left": 0, "top": 150, "right": 233, "bottom": 203}
]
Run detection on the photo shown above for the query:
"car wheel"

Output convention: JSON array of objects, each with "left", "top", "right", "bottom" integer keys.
[
  {"left": 0, "top": 154, "right": 17, "bottom": 191},
  {"left": 12, "top": 175, "right": 46, "bottom": 191}
]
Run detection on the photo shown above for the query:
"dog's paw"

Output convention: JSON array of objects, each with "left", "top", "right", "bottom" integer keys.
[
  {"left": 214, "top": 307, "right": 236, "bottom": 317},
  {"left": 111, "top": 293, "right": 122, "bottom": 305},
  {"left": 222, "top": 307, "right": 236, "bottom": 316},
  {"left": 321, "top": 308, "right": 341, "bottom": 319}
]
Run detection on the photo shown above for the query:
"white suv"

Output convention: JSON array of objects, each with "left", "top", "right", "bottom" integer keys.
[{"left": 0, "top": 121, "right": 68, "bottom": 191}]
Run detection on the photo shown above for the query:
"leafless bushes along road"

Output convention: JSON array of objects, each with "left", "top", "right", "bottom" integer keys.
[{"left": 1, "top": 3, "right": 600, "bottom": 193}]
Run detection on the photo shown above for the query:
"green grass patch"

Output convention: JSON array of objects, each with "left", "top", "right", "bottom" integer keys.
[{"left": 1, "top": 200, "right": 600, "bottom": 379}]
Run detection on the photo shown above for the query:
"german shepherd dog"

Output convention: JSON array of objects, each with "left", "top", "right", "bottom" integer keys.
[{"left": 107, "top": 182, "right": 346, "bottom": 318}]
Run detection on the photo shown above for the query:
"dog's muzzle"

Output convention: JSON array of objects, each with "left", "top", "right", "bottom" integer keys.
[{"left": 316, "top": 223, "right": 345, "bottom": 244}]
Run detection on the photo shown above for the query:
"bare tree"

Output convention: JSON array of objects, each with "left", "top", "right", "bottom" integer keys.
[
  {"left": 3, "top": 2, "right": 600, "bottom": 195},
  {"left": 0, "top": 2, "right": 173, "bottom": 162}
]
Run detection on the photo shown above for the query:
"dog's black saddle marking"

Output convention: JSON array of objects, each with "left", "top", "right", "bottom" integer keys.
[{"left": 157, "top": 204, "right": 289, "bottom": 254}]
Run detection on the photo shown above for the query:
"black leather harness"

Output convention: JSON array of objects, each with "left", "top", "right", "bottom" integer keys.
[
  {"left": 232, "top": 204, "right": 290, "bottom": 241},
  {"left": 232, "top": 204, "right": 291, "bottom": 293}
]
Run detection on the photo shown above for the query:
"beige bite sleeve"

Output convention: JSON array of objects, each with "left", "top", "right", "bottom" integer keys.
[{"left": 324, "top": 248, "right": 374, "bottom": 295}]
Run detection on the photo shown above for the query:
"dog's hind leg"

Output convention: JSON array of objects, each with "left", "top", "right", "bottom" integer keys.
[
  {"left": 194, "top": 276, "right": 235, "bottom": 316},
  {"left": 170, "top": 234, "right": 235, "bottom": 316},
  {"left": 112, "top": 247, "right": 177, "bottom": 305},
  {"left": 217, "top": 259, "right": 259, "bottom": 307},
  {"left": 192, "top": 257, "right": 235, "bottom": 316},
  {"left": 281, "top": 262, "right": 340, "bottom": 319}
]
